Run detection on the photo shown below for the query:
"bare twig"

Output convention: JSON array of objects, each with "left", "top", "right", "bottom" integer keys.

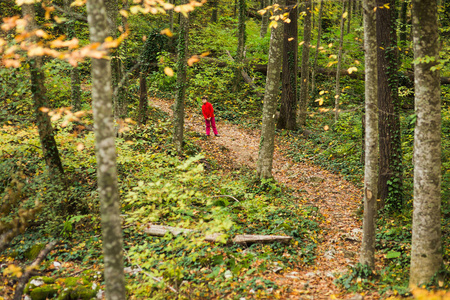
[
  {"left": 211, "top": 195, "right": 240, "bottom": 203},
  {"left": 14, "top": 241, "right": 58, "bottom": 300}
]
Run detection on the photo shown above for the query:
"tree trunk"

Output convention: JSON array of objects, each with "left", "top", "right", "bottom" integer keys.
[
  {"left": 297, "top": 0, "right": 312, "bottom": 126},
  {"left": 376, "top": 0, "right": 403, "bottom": 209},
  {"left": 347, "top": 0, "right": 352, "bottom": 33},
  {"left": 278, "top": 0, "right": 298, "bottom": 130},
  {"left": 64, "top": 0, "right": 82, "bottom": 112},
  {"left": 260, "top": 0, "right": 269, "bottom": 37},
  {"left": 173, "top": 0, "right": 190, "bottom": 154},
  {"left": 359, "top": 0, "right": 378, "bottom": 268},
  {"left": 334, "top": 0, "right": 346, "bottom": 122},
  {"left": 257, "top": 0, "right": 284, "bottom": 179},
  {"left": 211, "top": 0, "right": 218, "bottom": 22},
  {"left": 409, "top": 0, "right": 442, "bottom": 287},
  {"left": 138, "top": 68, "right": 148, "bottom": 125},
  {"left": 399, "top": 0, "right": 408, "bottom": 45},
  {"left": 86, "top": 0, "right": 126, "bottom": 298},
  {"left": 23, "top": 4, "right": 65, "bottom": 179},
  {"left": 311, "top": 0, "right": 324, "bottom": 94},
  {"left": 233, "top": 0, "right": 246, "bottom": 92}
]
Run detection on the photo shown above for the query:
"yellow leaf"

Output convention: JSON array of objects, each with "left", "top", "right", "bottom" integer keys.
[
  {"left": 288, "top": 37, "right": 294, "bottom": 42},
  {"left": 164, "top": 67, "right": 174, "bottom": 76},
  {"left": 342, "top": 12, "right": 348, "bottom": 19},
  {"left": 77, "top": 143, "right": 84, "bottom": 151},
  {"left": 269, "top": 21, "right": 278, "bottom": 29},
  {"left": 160, "top": 28, "right": 173, "bottom": 37},
  {"left": 299, "top": 41, "right": 305, "bottom": 46},
  {"left": 347, "top": 66, "right": 358, "bottom": 74},
  {"left": 384, "top": 3, "right": 390, "bottom": 9},
  {"left": 319, "top": 90, "right": 325, "bottom": 95},
  {"left": 324, "top": 125, "right": 329, "bottom": 131},
  {"left": 120, "top": 10, "right": 128, "bottom": 18},
  {"left": 328, "top": 43, "right": 333, "bottom": 48},
  {"left": 187, "top": 56, "right": 200, "bottom": 66}
]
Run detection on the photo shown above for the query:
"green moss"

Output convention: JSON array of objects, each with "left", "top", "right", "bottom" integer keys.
[
  {"left": 25, "top": 276, "right": 56, "bottom": 294},
  {"left": 25, "top": 243, "right": 45, "bottom": 260},
  {"left": 29, "top": 284, "right": 59, "bottom": 300},
  {"left": 61, "top": 277, "right": 80, "bottom": 287},
  {"left": 70, "top": 286, "right": 96, "bottom": 299}
]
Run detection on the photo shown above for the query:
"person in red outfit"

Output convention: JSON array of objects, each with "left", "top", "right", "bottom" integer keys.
[{"left": 201, "top": 96, "right": 219, "bottom": 137}]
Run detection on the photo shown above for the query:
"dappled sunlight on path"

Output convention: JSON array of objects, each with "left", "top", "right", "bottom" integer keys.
[{"left": 150, "top": 98, "right": 377, "bottom": 299}]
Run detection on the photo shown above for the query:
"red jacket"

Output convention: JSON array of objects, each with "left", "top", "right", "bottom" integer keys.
[{"left": 202, "top": 102, "right": 214, "bottom": 119}]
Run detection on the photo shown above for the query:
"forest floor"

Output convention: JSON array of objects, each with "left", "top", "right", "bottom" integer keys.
[{"left": 150, "top": 98, "right": 381, "bottom": 299}]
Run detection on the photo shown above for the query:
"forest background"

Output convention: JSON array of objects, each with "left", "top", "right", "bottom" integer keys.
[{"left": 0, "top": 0, "right": 450, "bottom": 299}]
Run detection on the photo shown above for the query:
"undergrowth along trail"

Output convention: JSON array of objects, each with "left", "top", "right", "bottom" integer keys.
[{"left": 150, "top": 98, "right": 375, "bottom": 299}]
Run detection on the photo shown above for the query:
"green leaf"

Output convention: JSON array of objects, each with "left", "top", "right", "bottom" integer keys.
[{"left": 386, "top": 251, "right": 401, "bottom": 259}]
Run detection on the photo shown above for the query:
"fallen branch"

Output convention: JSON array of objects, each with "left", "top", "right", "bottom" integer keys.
[
  {"left": 14, "top": 241, "right": 58, "bottom": 300},
  {"left": 225, "top": 50, "right": 264, "bottom": 98},
  {"left": 143, "top": 225, "right": 292, "bottom": 245}
]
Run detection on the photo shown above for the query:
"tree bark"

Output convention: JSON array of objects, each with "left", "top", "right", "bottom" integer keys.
[
  {"left": 359, "top": 0, "right": 378, "bottom": 268},
  {"left": 399, "top": 0, "right": 408, "bottom": 45},
  {"left": 138, "top": 68, "right": 148, "bottom": 125},
  {"left": 409, "top": 0, "right": 442, "bottom": 287},
  {"left": 63, "top": 0, "right": 82, "bottom": 112},
  {"left": 297, "top": 0, "right": 312, "bottom": 126},
  {"left": 278, "top": 0, "right": 298, "bottom": 130},
  {"left": 23, "top": 4, "right": 65, "bottom": 179},
  {"left": 233, "top": 0, "right": 246, "bottom": 92},
  {"left": 173, "top": 0, "right": 190, "bottom": 154},
  {"left": 347, "top": 0, "right": 352, "bottom": 33},
  {"left": 257, "top": 0, "right": 284, "bottom": 179},
  {"left": 211, "top": 0, "right": 218, "bottom": 22},
  {"left": 335, "top": 0, "right": 346, "bottom": 122},
  {"left": 260, "top": 0, "right": 269, "bottom": 37},
  {"left": 376, "top": 0, "right": 403, "bottom": 209},
  {"left": 311, "top": 0, "right": 324, "bottom": 94},
  {"left": 86, "top": 0, "right": 126, "bottom": 298}
]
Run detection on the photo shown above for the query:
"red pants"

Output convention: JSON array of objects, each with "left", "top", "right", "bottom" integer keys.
[{"left": 205, "top": 117, "right": 218, "bottom": 136}]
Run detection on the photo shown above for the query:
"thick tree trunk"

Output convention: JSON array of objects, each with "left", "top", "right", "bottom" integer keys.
[
  {"left": 173, "top": 1, "right": 189, "bottom": 154},
  {"left": 23, "top": 4, "right": 65, "bottom": 179},
  {"left": 376, "top": 0, "right": 403, "bottom": 209},
  {"left": 260, "top": 0, "right": 269, "bottom": 37},
  {"left": 335, "top": 0, "right": 346, "bottom": 122},
  {"left": 138, "top": 69, "right": 148, "bottom": 125},
  {"left": 347, "top": 0, "right": 352, "bottom": 33},
  {"left": 257, "top": 0, "right": 284, "bottom": 179},
  {"left": 297, "top": 0, "right": 312, "bottom": 126},
  {"left": 86, "top": 0, "right": 126, "bottom": 298},
  {"left": 359, "top": 0, "right": 378, "bottom": 268},
  {"left": 311, "top": 0, "right": 324, "bottom": 94},
  {"left": 410, "top": 0, "right": 442, "bottom": 287},
  {"left": 233, "top": 0, "right": 246, "bottom": 91},
  {"left": 278, "top": 0, "right": 298, "bottom": 130}
]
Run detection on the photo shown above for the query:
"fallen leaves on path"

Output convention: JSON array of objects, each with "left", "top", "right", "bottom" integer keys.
[{"left": 150, "top": 98, "right": 379, "bottom": 299}]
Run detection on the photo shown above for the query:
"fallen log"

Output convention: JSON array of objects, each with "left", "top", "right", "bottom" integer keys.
[{"left": 143, "top": 224, "right": 293, "bottom": 245}]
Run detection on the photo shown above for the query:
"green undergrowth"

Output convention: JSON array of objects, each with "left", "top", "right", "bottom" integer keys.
[{"left": 1, "top": 106, "right": 321, "bottom": 299}]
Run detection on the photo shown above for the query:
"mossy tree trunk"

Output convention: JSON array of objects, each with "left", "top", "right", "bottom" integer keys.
[
  {"left": 86, "top": 0, "right": 126, "bottom": 298},
  {"left": 173, "top": 1, "right": 190, "bottom": 153},
  {"left": 233, "top": 0, "right": 246, "bottom": 92},
  {"left": 278, "top": 0, "right": 298, "bottom": 130},
  {"left": 297, "top": 0, "right": 312, "bottom": 127},
  {"left": 311, "top": 0, "right": 323, "bottom": 94},
  {"left": 359, "top": 0, "right": 378, "bottom": 268},
  {"left": 334, "top": 0, "right": 346, "bottom": 122},
  {"left": 257, "top": 0, "right": 284, "bottom": 179},
  {"left": 409, "top": 0, "right": 442, "bottom": 287},
  {"left": 23, "top": 3, "right": 65, "bottom": 179},
  {"left": 376, "top": 0, "right": 403, "bottom": 209},
  {"left": 138, "top": 66, "right": 148, "bottom": 125},
  {"left": 260, "top": 0, "right": 269, "bottom": 37}
]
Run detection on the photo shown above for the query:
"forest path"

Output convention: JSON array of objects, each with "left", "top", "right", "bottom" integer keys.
[{"left": 150, "top": 98, "right": 375, "bottom": 299}]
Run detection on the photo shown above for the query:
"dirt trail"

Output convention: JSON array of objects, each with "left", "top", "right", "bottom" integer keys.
[{"left": 150, "top": 98, "right": 374, "bottom": 299}]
